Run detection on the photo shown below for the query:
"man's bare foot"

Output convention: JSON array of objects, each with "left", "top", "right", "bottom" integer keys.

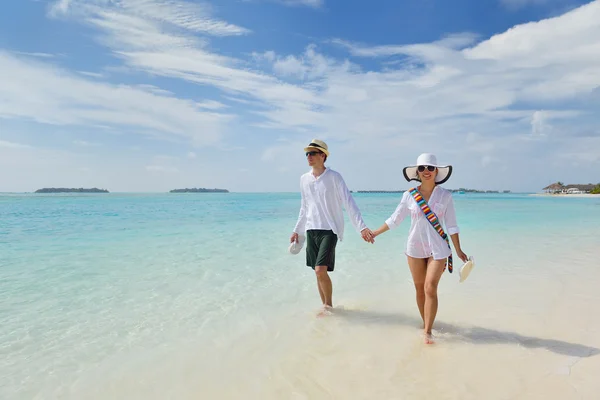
[
  {"left": 423, "top": 332, "right": 435, "bottom": 344},
  {"left": 317, "top": 305, "right": 333, "bottom": 317}
]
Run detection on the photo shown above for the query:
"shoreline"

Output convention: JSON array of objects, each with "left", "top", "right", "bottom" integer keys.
[{"left": 529, "top": 193, "right": 599, "bottom": 198}]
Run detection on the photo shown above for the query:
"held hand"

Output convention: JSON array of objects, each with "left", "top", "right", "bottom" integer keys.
[
  {"left": 456, "top": 249, "right": 468, "bottom": 263},
  {"left": 290, "top": 232, "right": 299, "bottom": 243},
  {"left": 361, "top": 228, "right": 375, "bottom": 244}
]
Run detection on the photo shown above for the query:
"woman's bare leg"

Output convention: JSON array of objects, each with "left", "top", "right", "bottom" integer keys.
[
  {"left": 407, "top": 256, "right": 428, "bottom": 326},
  {"left": 423, "top": 258, "right": 446, "bottom": 344}
]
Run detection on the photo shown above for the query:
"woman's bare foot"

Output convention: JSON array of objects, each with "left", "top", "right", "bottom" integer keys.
[{"left": 423, "top": 332, "right": 435, "bottom": 344}]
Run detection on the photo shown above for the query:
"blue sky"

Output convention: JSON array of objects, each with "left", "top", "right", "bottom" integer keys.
[{"left": 1, "top": 0, "right": 599, "bottom": 192}]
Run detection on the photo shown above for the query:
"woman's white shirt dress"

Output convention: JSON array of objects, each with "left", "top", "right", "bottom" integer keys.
[{"left": 385, "top": 186, "right": 459, "bottom": 260}]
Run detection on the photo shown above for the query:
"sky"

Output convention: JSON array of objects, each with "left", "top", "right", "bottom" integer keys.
[{"left": 0, "top": 0, "right": 599, "bottom": 193}]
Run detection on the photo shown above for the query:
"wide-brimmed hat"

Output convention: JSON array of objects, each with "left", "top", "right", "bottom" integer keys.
[
  {"left": 403, "top": 153, "right": 452, "bottom": 184},
  {"left": 303, "top": 139, "right": 330, "bottom": 157}
]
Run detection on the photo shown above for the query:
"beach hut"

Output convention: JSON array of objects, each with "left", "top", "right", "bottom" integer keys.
[
  {"left": 564, "top": 184, "right": 595, "bottom": 193},
  {"left": 543, "top": 182, "right": 564, "bottom": 194}
]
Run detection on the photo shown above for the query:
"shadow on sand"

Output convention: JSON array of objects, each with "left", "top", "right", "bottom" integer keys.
[{"left": 332, "top": 308, "right": 600, "bottom": 358}]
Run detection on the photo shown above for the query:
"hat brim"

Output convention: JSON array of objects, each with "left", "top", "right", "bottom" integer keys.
[
  {"left": 303, "top": 146, "right": 330, "bottom": 157},
  {"left": 459, "top": 256, "right": 475, "bottom": 283},
  {"left": 403, "top": 165, "right": 452, "bottom": 185}
]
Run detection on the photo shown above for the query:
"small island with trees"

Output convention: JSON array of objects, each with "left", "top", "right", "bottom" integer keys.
[
  {"left": 542, "top": 182, "right": 600, "bottom": 194},
  {"left": 35, "top": 187, "right": 109, "bottom": 193},
  {"left": 169, "top": 188, "right": 229, "bottom": 193}
]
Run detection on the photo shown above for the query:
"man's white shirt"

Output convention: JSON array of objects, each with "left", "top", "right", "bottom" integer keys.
[{"left": 293, "top": 168, "right": 367, "bottom": 241}]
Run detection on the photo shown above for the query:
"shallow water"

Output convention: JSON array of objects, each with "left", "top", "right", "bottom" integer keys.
[{"left": 1, "top": 192, "right": 599, "bottom": 399}]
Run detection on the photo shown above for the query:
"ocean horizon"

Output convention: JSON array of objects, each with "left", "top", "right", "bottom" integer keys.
[{"left": 2, "top": 191, "right": 600, "bottom": 399}]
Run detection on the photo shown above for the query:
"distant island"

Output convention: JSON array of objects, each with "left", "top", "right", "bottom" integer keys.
[
  {"left": 169, "top": 188, "right": 229, "bottom": 193},
  {"left": 35, "top": 187, "right": 109, "bottom": 193},
  {"left": 542, "top": 182, "right": 599, "bottom": 194}
]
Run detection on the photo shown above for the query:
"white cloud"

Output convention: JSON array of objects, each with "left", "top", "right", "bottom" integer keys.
[
  {"left": 529, "top": 109, "right": 584, "bottom": 136},
  {"left": 332, "top": 33, "right": 479, "bottom": 58},
  {"left": 0, "top": 140, "right": 32, "bottom": 149},
  {"left": 122, "top": 0, "right": 249, "bottom": 36},
  {"left": 78, "top": 71, "right": 104, "bottom": 78},
  {"left": 134, "top": 84, "right": 174, "bottom": 96},
  {"left": 0, "top": 51, "right": 231, "bottom": 146},
  {"left": 48, "top": 0, "right": 73, "bottom": 17},
  {"left": 196, "top": 100, "right": 228, "bottom": 110},
  {"left": 273, "top": 56, "right": 308, "bottom": 79},
  {"left": 49, "top": 0, "right": 249, "bottom": 36},
  {"left": 465, "top": 3, "right": 600, "bottom": 70},
  {"left": 265, "top": 45, "right": 341, "bottom": 80},
  {"left": 275, "top": 0, "right": 323, "bottom": 8},
  {"left": 531, "top": 110, "right": 548, "bottom": 136},
  {"left": 187, "top": 151, "right": 197, "bottom": 159},
  {"left": 13, "top": 51, "right": 57, "bottom": 58}
]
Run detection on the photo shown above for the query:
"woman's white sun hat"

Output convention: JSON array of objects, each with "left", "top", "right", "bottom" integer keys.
[
  {"left": 459, "top": 256, "right": 475, "bottom": 283},
  {"left": 288, "top": 234, "right": 306, "bottom": 255},
  {"left": 403, "top": 153, "right": 453, "bottom": 185}
]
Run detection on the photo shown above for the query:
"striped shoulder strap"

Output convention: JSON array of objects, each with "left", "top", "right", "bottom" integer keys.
[{"left": 409, "top": 187, "right": 453, "bottom": 273}]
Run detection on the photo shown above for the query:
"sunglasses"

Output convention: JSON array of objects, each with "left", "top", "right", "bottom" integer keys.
[
  {"left": 417, "top": 165, "right": 436, "bottom": 172},
  {"left": 306, "top": 151, "right": 323, "bottom": 157}
]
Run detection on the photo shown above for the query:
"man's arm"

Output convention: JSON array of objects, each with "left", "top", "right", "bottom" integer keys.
[
  {"left": 335, "top": 173, "right": 374, "bottom": 242},
  {"left": 291, "top": 179, "right": 307, "bottom": 242}
]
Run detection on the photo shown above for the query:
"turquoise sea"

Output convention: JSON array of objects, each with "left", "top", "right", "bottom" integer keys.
[{"left": 2, "top": 192, "right": 600, "bottom": 399}]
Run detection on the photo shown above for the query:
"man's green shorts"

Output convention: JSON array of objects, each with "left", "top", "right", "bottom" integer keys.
[{"left": 306, "top": 229, "right": 338, "bottom": 271}]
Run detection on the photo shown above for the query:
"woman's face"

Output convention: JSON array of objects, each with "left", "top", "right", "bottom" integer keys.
[{"left": 418, "top": 165, "right": 437, "bottom": 182}]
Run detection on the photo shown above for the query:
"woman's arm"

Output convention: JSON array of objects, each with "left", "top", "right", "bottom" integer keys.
[
  {"left": 445, "top": 194, "right": 468, "bottom": 262},
  {"left": 373, "top": 223, "right": 390, "bottom": 237},
  {"left": 372, "top": 192, "right": 409, "bottom": 239},
  {"left": 450, "top": 233, "right": 468, "bottom": 262}
]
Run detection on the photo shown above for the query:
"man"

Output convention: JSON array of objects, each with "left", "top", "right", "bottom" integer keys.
[{"left": 290, "top": 139, "right": 374, "bottom": 315}]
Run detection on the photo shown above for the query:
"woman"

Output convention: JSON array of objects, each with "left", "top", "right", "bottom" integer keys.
[{"left": 372, "top": 153, "right": 468, "bottom": 344}]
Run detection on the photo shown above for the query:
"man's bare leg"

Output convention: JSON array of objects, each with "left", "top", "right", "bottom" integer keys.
[
  {"left": 407, "top": 256, "right": 427, "bottom": 326},
  {"left": 316, "top": 275, "right": 326, "bottom": 305},
  {"left": 423, "top": 258, "right": 446, "bottom": 344},
  {"left": 315, "top": 265, "right": 332, "bottom": 314}
]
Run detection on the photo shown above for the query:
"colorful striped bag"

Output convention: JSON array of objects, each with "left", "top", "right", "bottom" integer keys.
[{"left": 409, "top": 187, "right": 453, "bottom": 273}]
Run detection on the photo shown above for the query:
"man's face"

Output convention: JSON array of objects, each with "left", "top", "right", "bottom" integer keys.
[{"left": 306, "top": 150, "right": 325, "bottom": 166}]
